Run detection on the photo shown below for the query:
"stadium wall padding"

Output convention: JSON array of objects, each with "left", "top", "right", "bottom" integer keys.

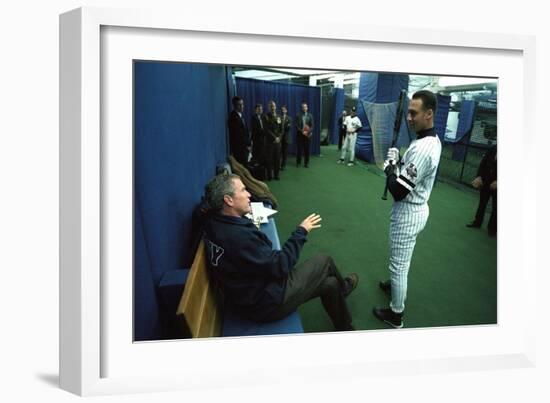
[
  {"left": 134, "top": 61, "right": 229, "bottom": 341},
  {"left": 235, "top": 77, "right": 322, "bottom": 155}
]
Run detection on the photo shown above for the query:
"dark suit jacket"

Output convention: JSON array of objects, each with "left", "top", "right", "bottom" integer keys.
[
  {"left": 282, "top": 114, "right": 292, "bottom": 144},
  {"left": 250, "top": 113, "right": 266, "bottom": 160},
  {"left": 477, "top": 145, "right": 497, "bottom": 187},
  {"left": 295, "top": 112, "right": 314, "bottom": 138},
  {"left": 338, "top": 116, "right": 347, "bottom": 134},
  {"left": 228, "top": 110, "right": 250, "bottom": 162}
]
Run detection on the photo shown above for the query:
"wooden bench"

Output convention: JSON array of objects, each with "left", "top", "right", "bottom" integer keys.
[{"left": 176, "top": 240, "right": 222, "bottom": 338}]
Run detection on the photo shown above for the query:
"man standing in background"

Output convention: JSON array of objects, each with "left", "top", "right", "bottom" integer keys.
[
  {"left": 227, "top": 96, "right": 251, "bottom": 165},
  {"left": 263, "top": 100, "right": 283, "bottom": 181},
  {"left": 466, "top": 144, "right": 497, "bottom": 237},
  {"left": 250, "top": 103, "right": 266, "bottom": 172},
  {"left": 338, "top": 107, "right": 362, "bottom": 166},
  {"left": 295, "top": 102, "right": 314, "bottom": 168},
  {"left": 280, "top": 105, "right": 292, "bottom": 170},
  {"left": 337, "top": 110, "right": 347, "bottom": 151}
]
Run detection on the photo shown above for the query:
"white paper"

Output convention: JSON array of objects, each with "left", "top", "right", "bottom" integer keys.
[{"left": 245, "top": 202, "right": 278, "bottom": 224}]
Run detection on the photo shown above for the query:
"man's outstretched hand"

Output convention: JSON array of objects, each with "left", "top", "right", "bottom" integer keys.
[{"left": 299, "top": 213, "right": 322, "bottom": 233}]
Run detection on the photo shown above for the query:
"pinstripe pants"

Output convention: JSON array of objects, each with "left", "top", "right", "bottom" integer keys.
[{"left": 389, "top": 202, "right": 429, "bottom": 313}]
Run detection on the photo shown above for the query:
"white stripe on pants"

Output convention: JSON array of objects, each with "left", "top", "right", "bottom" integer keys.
[
  {"left": 340, "top": 133, "right": 357, "bottom": 162},
  {"left": 388, "top": 202, "right": 429, "bottom": 313}
]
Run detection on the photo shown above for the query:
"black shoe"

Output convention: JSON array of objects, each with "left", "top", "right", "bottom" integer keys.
[
  {"left": 488, "top": 230, "right": 496, "bottom": 238},
  {"left": 466, "top": 221, "right": 481, "bottom": 228},
  {"left": 372, "top": 307, "right": 403, "bottom": 328},
  {"left": 274, "top": 177, "right": 280, "bottom": 181},
  {"left": 343, "top": 273, "right": 359, "bottom": 297},
  {"left": 304, "top": 164, "right": 309, "bottom": 168},
  {"left": 280, "top": 166, "right": 285, "bottom": 171},
  {"left": 379, "top": 280, "right": 391, "bottom": 298}
]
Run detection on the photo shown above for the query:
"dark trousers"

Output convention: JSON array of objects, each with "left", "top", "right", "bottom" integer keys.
[
  {"left": 263, "top": 254, "right": 353, "bottom": 331},
  {"left": 265, "top": 142, "right": 281, "bottom": 180},
  {"left": 338, "top": 131, "right": 346, "bottom": 150},
  {"left": 474, "top": 187, "right": 497, "bottom": 233},
  {"left": 296, "top": 134, "right": 311, "bottom": 166},
  {"left": 281, "top": 140, "right": 289, "bottom": 168},
  {"left": 232, "top": 149, "right": 248, "bottom": 166}
]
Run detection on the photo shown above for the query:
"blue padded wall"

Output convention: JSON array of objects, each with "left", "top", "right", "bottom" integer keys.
[
  {"left": 134, "top": 200, "right": 162, "bottom": 341},
  {"left": 134, "top": 61, "right": 229, "bottom": 340},
  {"left": 235, "top": 77, "right": 322, "bottom": 156}
]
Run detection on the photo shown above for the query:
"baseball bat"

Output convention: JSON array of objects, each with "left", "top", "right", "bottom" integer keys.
[{"left": 382, "top": 89, "right": 408, "bottom": 200}]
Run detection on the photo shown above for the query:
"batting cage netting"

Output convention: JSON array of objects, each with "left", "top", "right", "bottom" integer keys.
[{"left": 361, "top": 99, "right": 411, "bottom": 168}]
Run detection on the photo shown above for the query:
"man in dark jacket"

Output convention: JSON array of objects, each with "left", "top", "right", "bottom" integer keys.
[
  {"left": 337, "top": 110, "right": 347, "bottom": 151},
  {"left": 202, "top": 173, "right": 358, "bottom": 331},
  {"left": 466, "top": 144, "right": 497, "bottom": 237},
  {"left": 280, "top": 105, "right": 292, "bottom": 170},
  {"left": 250, "top": 103, "right": 266, "bottom": 165},
  {"left": 228, "top": 96, "right": 251, "bottom": 166},
  {"left": 295, "top": 102, "right": 314, "bottom": 167},
  {"left": 263, "top": 100, "right": 283, "bottom": 181}
]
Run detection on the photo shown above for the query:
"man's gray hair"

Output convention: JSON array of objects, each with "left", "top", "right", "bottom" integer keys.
[{"left": 205, "top": 173, "right": 241, "bottom": 211}]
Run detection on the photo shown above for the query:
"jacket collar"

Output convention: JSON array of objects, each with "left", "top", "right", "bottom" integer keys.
[{"left": 416, "top": 127, "right": 436, "bottom": 139}]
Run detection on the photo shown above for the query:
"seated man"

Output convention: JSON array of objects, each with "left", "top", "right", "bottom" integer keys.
[{"left": 203, "top": 173, "right": 358, "bottom": 331}]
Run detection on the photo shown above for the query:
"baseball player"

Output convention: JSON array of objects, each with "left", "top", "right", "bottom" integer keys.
[
  {"left": 373, "top": 90, "right": 442, "bottom": 328},
  {"left": 338, "top": 106, "right": 362, "bottom": 166}
]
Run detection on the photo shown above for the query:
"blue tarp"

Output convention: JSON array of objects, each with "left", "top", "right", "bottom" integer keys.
[{"left": 236, "top": 77, "right": 322, "bottom": 156}]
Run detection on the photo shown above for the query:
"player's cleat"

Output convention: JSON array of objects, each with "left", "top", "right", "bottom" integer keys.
[
  {"left": 337, "top": 159, "right": 344, "bottom": 164},
  {"left": 343, "top": 273, "right": 359, "bottom": 297},
  {"left": 347, "top": 162, "right": 354, "bottom": 166},
  {"left": 466, "top": 221, "right": 481, "bottom": 228},
  {"left": 372, "top": 307, "right": 403, "bottom": 328},
  {"left": 379, "top": 280, "right": 392, "bottom": 298}
]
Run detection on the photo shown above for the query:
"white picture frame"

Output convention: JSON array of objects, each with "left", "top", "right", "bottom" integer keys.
[{"left": 60, "top": 6, "right": 537, "bottom": 396}]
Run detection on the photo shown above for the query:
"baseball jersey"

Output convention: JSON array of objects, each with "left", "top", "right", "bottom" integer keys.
[
  {"left": 396, "top": 131, "right": 442, "bottom": 205},
  {"left": 344, "top": 115, "right": 362, "bottom": 133}
]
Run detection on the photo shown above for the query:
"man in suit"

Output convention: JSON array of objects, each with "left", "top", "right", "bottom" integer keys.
[
  {"left": 337, "top": 110, "right": 347, "bottom": 151},
  {"left": 263, "top": 100, "right": 283, "bottom": 181},
  {"left": 250, "top": 103, "right": 266, "bottom": 166},
  {"left": 280, "top": 105, "right": 292, "bottom": 170},
  {"left": 466, "top": 144, "right": 497, "bottom": 237},
  {"left": 228, "top": 96, "right": 251, "bottom": 166},
  {"left": 295, "top": 102, "right": 314, "bottom": 168}
]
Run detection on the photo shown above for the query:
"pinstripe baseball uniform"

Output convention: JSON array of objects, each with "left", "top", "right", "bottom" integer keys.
[{"left": 387, "top": 128, "right": 441, "bottom": 313}]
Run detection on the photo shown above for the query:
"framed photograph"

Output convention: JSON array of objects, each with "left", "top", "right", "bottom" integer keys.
[{"left": 60, "top": 6, "right": 536, "bottom": 396}]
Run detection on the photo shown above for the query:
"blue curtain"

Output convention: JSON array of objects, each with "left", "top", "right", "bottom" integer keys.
[
  {"left": 235, "top": 77, "right": 322, "bottom": 155},
  {"left": 134, "top": 61, "right": 229, "bottom": 340},
  {"left": 451, "top": 100, "right": 477, "bottom": 161},
  {"left": 435, "top": 94, "right": 451, "bottom": 143},
  {"left": 329, "top": 88, "right": 345, "bottom": 145}
]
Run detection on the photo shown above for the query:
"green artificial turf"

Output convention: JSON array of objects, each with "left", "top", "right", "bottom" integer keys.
[{"left": 266, "top": 145, "right": 497, "bottom": 332}]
